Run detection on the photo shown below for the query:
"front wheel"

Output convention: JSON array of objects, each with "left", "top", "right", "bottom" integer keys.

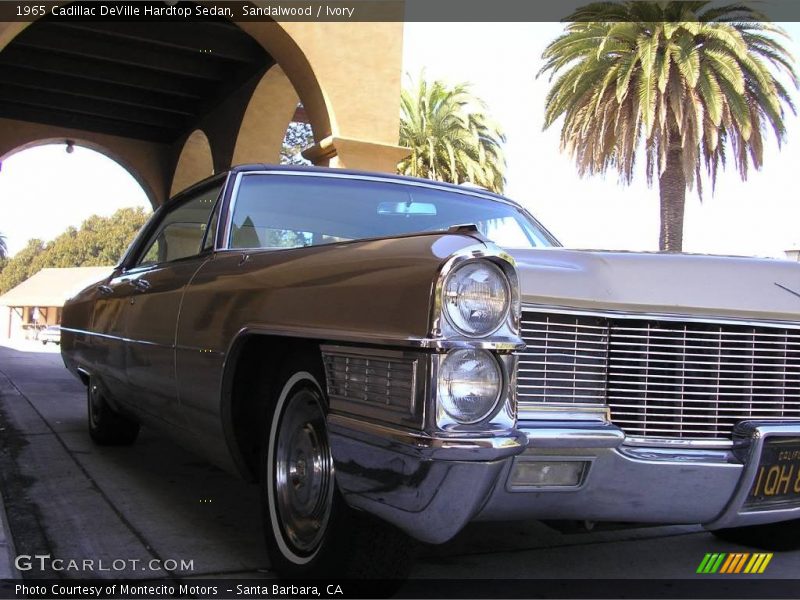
[
  {"left": 260, "top": 367, "right": 414, "bottom": 578},
  {"left": 88, "top": 379, "right": 140, "bottom": 445},
  {"left": 711, "top": 519, "right": 800, "bottom": 551}
]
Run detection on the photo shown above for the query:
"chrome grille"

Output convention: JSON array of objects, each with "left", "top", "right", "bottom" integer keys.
[
  {"left": 322, "top": 349, "right": 416, "bottom": 415},
  {"left": 518, "top": 313, "right": 608, "bottom": 404},
  {"left": 519, "top": 310, "right": 800, "bottom": 439}
]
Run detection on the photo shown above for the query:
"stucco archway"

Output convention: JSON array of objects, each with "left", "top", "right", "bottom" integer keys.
[
  {"left": 0, "top": 5, "right": 408, "bottom": 204},
  {"left": 171, "top": 130, "right": 214, "bottom": 196},
  {"left": 236, "top": 19, "right": 409, "bottom": 170},
  {"left": 232, "top": 65, "right": 300, "bottom": 166},
  {"left": 0, "top": 137, "right": 159, "bottom": 208}
]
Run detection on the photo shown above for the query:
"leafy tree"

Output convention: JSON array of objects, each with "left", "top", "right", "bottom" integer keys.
[
  {"left": 399, "top": 76, "right": 507, "bottom": 193},
  {"left": 0, "top": 238, "right": 46, "bottom": 295},
  {"left": 539, "top": 2, "right": 798, "bottom": 251},
  {"left": 281, "top": 120, "right": 313, "bottom": 166},
  {"left": 0, "top": 207, "right": 149, "bottom": 294}
]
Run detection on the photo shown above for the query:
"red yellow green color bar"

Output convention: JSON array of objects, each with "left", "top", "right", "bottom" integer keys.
[{"left": 696, "top": 553, "right": 773, "bottom": 574}]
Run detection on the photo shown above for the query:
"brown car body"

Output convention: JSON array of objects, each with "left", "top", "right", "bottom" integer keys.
[{"left": 62, "top": 165, "right": 800, "bottom": 563}]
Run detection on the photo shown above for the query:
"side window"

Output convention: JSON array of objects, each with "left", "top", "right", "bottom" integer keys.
[{"left": 135, "top": 182, "right": 223, "bottom": 267}]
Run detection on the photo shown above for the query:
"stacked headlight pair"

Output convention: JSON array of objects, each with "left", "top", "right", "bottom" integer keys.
[{"left": 437, "top": 261, "right": 511, "bottom": 425}]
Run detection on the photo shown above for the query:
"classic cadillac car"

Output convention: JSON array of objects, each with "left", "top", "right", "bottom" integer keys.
[{"left": 61, "top": 165, "right": 800, "bottom": 577}]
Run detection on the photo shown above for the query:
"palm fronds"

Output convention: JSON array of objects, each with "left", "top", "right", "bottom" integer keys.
[
  {"left": 399, "top": 75, "right": 507, "bottom": 193},
  {"left": 540, "top": 1, "right": 797, "bottom": 193}
]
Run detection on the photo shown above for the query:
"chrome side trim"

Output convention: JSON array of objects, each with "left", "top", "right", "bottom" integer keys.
[
  {"left": 221, "top": 171, "right": 244, "bottom": 250},
  {"left": 222, "top": 324, "right": 520, "bottom": 351},
  {"left": 207, "top": 171, "right": 232, "bottom": 252},
  {"left": 59, "top": 327, "right": 165, "bottom": 348},
  {"left": 423, "top": 338, "right": 525, "bottom": 351}
]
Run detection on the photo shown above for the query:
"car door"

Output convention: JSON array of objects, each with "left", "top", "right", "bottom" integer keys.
[
  {"left": 122, "top": 178, "right": 225, "bottom": 426},
  {"left": 89, "top": 268, "right": 136, "bottom": 397}
]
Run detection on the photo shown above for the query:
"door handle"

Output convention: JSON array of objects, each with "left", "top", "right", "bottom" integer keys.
[
  {"left": 131, "top": 279, "right": 151, "bottom": 292},
  {"left": 97, "top": 285, "right": 113, "bottom": 296}
]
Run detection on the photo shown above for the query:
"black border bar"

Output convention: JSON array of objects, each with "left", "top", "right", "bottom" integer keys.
[
  {"left": 3, "top": 578, "right": 800, "bottom": 600},
  {"left": 3, "top": 0, "right": 800, "bottom": 22}
]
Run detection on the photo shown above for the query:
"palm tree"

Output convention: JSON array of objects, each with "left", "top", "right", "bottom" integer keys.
[
  {"left": 0, "top": 232, "right": 7, "bottom": 259},
  {"left": 399, "top": 75, "right": 507, "bottom": 193},
  {"left": 539, "top": 2, "right": 797, "bottom": 251}
]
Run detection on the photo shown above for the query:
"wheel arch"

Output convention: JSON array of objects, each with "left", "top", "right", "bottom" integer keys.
[{"left": 221, "top": 329, "right": 325, "bottom": 482}]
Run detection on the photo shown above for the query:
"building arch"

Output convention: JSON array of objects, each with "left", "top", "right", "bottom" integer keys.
[
  {"left": 236, "top": 20, "right": 408, "bottom": 170},
  {"left": 171, "top": 130, "right": 214, "bottom": 196},
  {"left": 232, "top": 65, "right": 300, "bottom": 165},
  {"left": 0, "top": 137, "right": 159, "bottom": 208},
  {"left": 0, "top": 5, "right": 406, "bottom": 201},
  {"left": 0, "top": 14, "right": 336, "bottom": 148},
  {"left": 233, "top": 20, "right": 334, "bottom": 144}
]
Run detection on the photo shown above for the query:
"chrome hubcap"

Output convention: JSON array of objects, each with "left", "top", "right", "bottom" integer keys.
[{"left": 274, "top": 389, "right": 333, "bottom": 554}]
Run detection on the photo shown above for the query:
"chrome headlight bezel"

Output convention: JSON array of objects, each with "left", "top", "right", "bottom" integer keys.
[
  {"left": 436, "top": 348, "right": 504, "bottom": 425},
  {"left": 428, "top": 243, "right": 522, "bottom": 434},
  {"left": 441, "top": 261, "right": 511, "bottom": 338},
  {"left": 432, "top": 349, "right": 517, "bottom": 432},
  {"left": 431, "top": 246, "right": 522, "bottom": 346}
]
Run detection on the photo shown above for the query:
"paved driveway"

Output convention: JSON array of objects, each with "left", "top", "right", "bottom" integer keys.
[{"left": 0, "top": 341, "right": 798, "bottom": 594}]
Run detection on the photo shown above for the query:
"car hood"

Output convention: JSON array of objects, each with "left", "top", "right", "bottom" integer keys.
[{"left": 507, "top": 248, "right": 800, "bottom": 322}]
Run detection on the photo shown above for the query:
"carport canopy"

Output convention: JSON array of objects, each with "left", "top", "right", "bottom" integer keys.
[{"left": 0, "top": 266, "right": 113, "bottom": 309}]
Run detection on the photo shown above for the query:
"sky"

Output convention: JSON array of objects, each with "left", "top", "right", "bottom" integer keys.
[
  {"left": 402, "top": 22, "right": 800, "bottom": 259},
  {"left": 0, "top": 145, "right": 152, "bottom": 256},
  {"left": 1, "top": 21, "right": 799, "bottom": 259}
]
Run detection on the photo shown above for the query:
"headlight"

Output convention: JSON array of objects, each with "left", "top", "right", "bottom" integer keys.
[
  {"left": 437, "top": 349, "right": 502, "bottom": 424},
  {"left": 443, "top": 261, "right": 510, "bottom": 337}
]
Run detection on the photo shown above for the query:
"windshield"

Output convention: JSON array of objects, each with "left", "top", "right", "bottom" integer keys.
[{"left": 228, "top": 174, "right": 556, "bottom": 250}]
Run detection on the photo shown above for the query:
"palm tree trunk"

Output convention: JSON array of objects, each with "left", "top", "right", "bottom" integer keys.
[{"left": 658, "top": 137, "right": 686, "bottom": 252}]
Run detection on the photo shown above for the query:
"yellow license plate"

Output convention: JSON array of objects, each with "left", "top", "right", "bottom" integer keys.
[{"left": 746, "top": 437, "right": 800, "bottom": 510}]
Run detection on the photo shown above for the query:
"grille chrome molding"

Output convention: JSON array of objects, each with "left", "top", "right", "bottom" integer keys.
[{"left": 518, "top": 309, "right": 800, "bottom": 440}]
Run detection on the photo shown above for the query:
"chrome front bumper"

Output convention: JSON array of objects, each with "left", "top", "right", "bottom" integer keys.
[{"left": 328, "top": 415, "right": 800, "bottom": 544}]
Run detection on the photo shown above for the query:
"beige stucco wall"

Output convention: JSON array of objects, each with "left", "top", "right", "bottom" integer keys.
[
  {"left": 171, "top": 130, "right": 215, "bottom": 196},
  {"left": 232, "top": 65, "right": 300, "bottom": 166},
  {"left": 278, "top": 22, "right": 404, "bottom": 145}
]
